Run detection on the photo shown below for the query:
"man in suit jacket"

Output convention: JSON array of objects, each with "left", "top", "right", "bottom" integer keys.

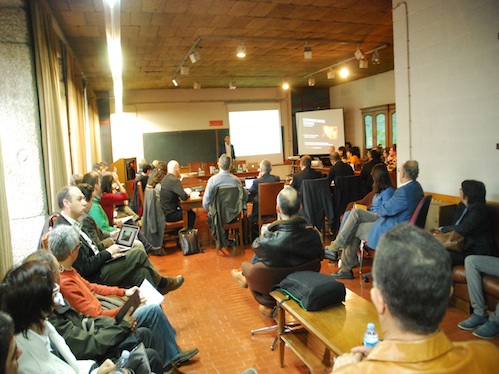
[
  {"left": 53, "top": 185, "right": 184, "bottom": 293},
  {"left": 248, "top": 159, "right": 280, "bottom": 223},
  {"left": 327, "top": 152, "right": 354, "bottom": 186},
  {"left": 290, "top": 155, "right": 322, "bottom": 192},
  {"left": 219, "top": 135, "right": 235, "bottom": 159},
  {"left": 328, "top": 160, "right": 424, "bottom": 279}
]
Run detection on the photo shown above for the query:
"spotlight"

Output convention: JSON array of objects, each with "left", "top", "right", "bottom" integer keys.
[
  {"left": 359, "top": 59, "right": 368, "bottom": 68},
  {"left": 339, "top": 67, "right": 349, "bottom": 78},
  {"left": 327, "top": 70, "right": 335, "bottom": 79},
  {"left": 193, "top": 81, "right": 201, "bottom": 89},
  {"left": 354, "top": 46, "right": 365, "bottom": 60},
  {"left": 236, "top": 42, "right": 246, "bottom": 58},
  {"left": 372, "top": 50, "right": 380, "bottom": 64},
  {"left": 180, "top": 66, "right": 189, "bottom": 75},
  {"left": 308, "top": 77, "right": 315, "bottom": 86},
  {"left": 189, "top": 50, "right": 201, "bottom": 63},
  {"left": 282, "top": 82, "right": 290, "bottom": 90},
  {"left": 304, "top": 43, "right": 312, "bottom": 59},
  {"left": 172, "top": 78, "right": 179, "bottom": 87},
  {"left": 229, "top": 80, "right": 236, "bottom": 90}
]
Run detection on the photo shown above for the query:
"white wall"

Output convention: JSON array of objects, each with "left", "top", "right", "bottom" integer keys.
[
  {"left": 393, "top": 0, "right": 499, "bottom": 201},
  {"left": 329, "top": 71, "right": 395, "bottom": 153},
  {"left": 111, "top": 87, "right": 292, "bottom": 166}
]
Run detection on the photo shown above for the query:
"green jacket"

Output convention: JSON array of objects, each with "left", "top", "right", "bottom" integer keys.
[{"left": 89, "top": 195, "right": 117, "bottom": 233}]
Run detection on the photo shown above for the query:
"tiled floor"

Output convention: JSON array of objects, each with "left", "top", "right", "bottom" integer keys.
[{"left": 149, "top": 214, "right": 499, "bottom": 374}]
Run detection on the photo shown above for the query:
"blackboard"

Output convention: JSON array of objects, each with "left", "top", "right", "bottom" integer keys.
[{"left": 143, "top": 129, "right": 229, "bottom": 166}]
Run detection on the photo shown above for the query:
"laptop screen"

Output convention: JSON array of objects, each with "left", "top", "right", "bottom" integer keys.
[
  {"left": 244, "top": 178, "right": 256, "bottom": 190},
  {"left": 116, "top": 224, "right": 139, "bottom": 248}
]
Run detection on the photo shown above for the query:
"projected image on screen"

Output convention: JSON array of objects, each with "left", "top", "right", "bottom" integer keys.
[{"left": 296, "top": 109, "right": 345, "bottom": 155}]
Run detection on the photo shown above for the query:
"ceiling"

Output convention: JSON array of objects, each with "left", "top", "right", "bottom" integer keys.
[{"left": 46, "top": 0, "right": 394, "bottom": 92}]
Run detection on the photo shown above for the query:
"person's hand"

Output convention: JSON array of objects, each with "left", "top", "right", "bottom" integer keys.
[
  {"left": 110, "top": 229, "right": 120, "bottom": 241},
  {"left": 122, "top": 307, "right": 137, "bottom": 330},
  {"left": 114, "top": 219, "right": 124, "bottom": 228},
  {"left": 96, "top": 359, "right": 116, "bottom": 374},
  {"left": 107, "top": 244, "right": 122, "bottom": 256},
  {"left": 184, "top": 187, "right": 192, "bottom": 196},
  {"left": 125, "top": 286, "right": 139, "bottom": 297},
  {"left": 333, "top": 346, "right": 372, "bottom": 371}
]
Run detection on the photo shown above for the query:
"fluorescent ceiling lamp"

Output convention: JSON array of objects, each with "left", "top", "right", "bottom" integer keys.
[
  {"left": 304, "top": 44, "right": 312, "bottom": 59},
  {"left": 189, "top": 50, "right": 201, "bottom": 63},
  {"left": 103, "top": 0, "right": 122, "bottom": 113},
  {"left": 172, "top": 78, "right": 179, "bottom": 86},
  {"left": 236, "top": 42, "right": 246, "bottom": 58}
]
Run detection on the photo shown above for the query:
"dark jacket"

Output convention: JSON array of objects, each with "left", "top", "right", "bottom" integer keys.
[
  {"left": 441, "top": 202, "right": 496, "bottom": 256},
  {"left": 360, "top": 157, "right": 382, "bottom": 191},
  {"left": 252, "top": 216, "right": 324, "bottom": 268},
  {"left": 249, "top": 173, "right": 280, "bottom": 222},
  {"left": 327, "top": 161, "right": 354, "bottom": 186},
  {"left": 291, "top": 167, "right": 322, "bottom": 192}
]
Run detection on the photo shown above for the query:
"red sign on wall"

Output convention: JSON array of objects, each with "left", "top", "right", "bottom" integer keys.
[{"left": 209, "top": 120, "right": 223, "bottom": 127}]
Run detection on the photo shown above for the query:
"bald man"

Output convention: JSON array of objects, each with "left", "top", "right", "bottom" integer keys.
[{"left": 160, "top": 160, "right": 196, "bottom": 228}]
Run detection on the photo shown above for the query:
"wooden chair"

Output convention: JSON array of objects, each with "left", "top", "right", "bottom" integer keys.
[
  {"left": 256, "top": 181, "right": 284, "bottom": 236},
  {"left": 163, "top": 219, "right": 184, "bottom": 249}
]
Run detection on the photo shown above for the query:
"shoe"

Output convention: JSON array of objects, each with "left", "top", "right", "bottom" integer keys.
[
  {"left": 330, "top": 269, "right": 354, "bottom": 280},
  {"left": 259, "top": 305, "right": 275, "bottom": 318},
  {"left": 324, "top": 249, "right": 338, "bottom": 262},
  {"left": 159, "top": 275, "right": 184, "bottom": 295},
  {"left": 148, "top": 246, "right": 163, "bottom": 256},
  {"left": 325, "top": 241, "right": 340, "bottom": 252},
  {"left": 163, "top": 365, "right": 182, "bottom": 374},
  {"left": 472, "top": 320, "right": 499, "bottom": 339},
  {"left": 231, "top": 269, "right": 248, "bottom": 288},
  {"left": 173, "top": 348, "right": 199, "bottom": 366},
  {"left": 458, "top": 314, "right": 488, "bottom": 330}
]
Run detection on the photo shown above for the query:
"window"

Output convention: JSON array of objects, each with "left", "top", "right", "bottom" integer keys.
[{"left": 361, "top": 104, "right": 396, "bottom": 151}]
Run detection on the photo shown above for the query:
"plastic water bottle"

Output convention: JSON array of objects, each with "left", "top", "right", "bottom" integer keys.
[
  {"left": 363, "top": 322, "right": 379, "bottom": 347},
  {"left": 114, "top": 350, "right": 130, "bottom": 373}
]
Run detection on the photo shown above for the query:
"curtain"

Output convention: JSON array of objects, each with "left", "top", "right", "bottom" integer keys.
[
  {"left": 31, "top": 0, "right": 69, "bottom": 211},
  {"left": 0, "top": 137, "right": 13, "bottom": 280}
]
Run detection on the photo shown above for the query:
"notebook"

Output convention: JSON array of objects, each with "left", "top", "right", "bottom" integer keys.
[
  {"left": 116, "top": 224, "right": 139, "bottom": 251},
  {"left": 244, "top": 177, "right": 256, "bottom": 190}
]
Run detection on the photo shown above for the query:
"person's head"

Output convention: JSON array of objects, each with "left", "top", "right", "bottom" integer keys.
[
  {"left": 346, "top": 149, "right": 352, "bottom": 158},
  {"left": 389, "top": 144, "right": 397, "bottom": 156},
  {"left": 78, "top": 183, "right": 94, "bottom": 211},
  {"left": 461, "top": 180, "right": 486, "bottom": 205},
  {"left": 69, "top": 173, "right": 83, "bottom": 186},
  {"left": 57, "top": 186, "right": 87, "bottom": 219},
  {"left": 48, "top": 225, "right": 80, "bottom": 265},
  {"left": 328, "top": 145, "right": 336, "bottom": 153},
  {"left": 371, "top": 163, "right": 392, "bottom": 193},
  {"left": 368, "top": 149, "right": 379, "bottom": 161},
  {"left": 276, "top": 186, "right": 301, "bottom": 218},
  {"left": 92, "top": 163, "right": 102, "bottom": 173},
  {"left": 99, "top": 161, "right": 109, "bottom": 172},
  {"left": 300, "top": 155, "right": 312, "bottom": 169},
  {"left": 0, "top": 311, "right": 20, "bottom": 374},
  {"left": 383, "top": 148, "right": 389, "bottom": 159},
  {"left": 24, "top": 250, "right": 61, "bottom": 284},
  {"left": 372, "top": 224, "right": 452, "bottom": 335},
  {"left": 338, "top": 146, "right": 346, "bottom": 157},
  {"left": 260, "top": 160, "right": 272, "bottom": 174},
  {"left": 330, "top": 152, "right": 341, "bottom": 164},
  {"left": 142, "top": 164, "right": 152, "bottom": 175},
  {"left": 149, "top": 161, "right": 167, "bottom": 186},
  {"left": 100, "top": 172, "right": 115, "bottom": 194},
  {"left": 345, "top": 142, "right": 352, "bottom": 150},
  {"left": 218, "top": 154, "right": 232, "bottom": 171},
  {"left": 351, "top": 146, "right": 360, "bottom": 157},
  {"left": 0, "top": 261, "right": 55, "bottom": 336},
  {"left": 167, "top": 160, "right": 181, "bottom": 177},
  {"left": 224, "top": 135, "right": 230, "bottom": 144},
  {"left": 400, "top": 160, "right": 419, "bottom": 182},
  {"left": 82, "top": 171, "right": 101, "bottom": 195},
  {"left": 151, "top": 160, "right": 159, "bottom": 169}
]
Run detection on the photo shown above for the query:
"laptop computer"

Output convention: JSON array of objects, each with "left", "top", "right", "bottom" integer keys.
[
  {"left": 244, "top": 177, "right": 256, "bottom": 190},
  {"left": 116, "top": 224, "right": 139, "bottom": 251}
]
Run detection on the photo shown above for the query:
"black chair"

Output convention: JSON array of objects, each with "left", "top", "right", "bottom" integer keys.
[
  {"left": 301, "top": 178, "right": 334, "bottom": 242},
  {"left": 333, "top": 175, "right": 363, "bottom": 230}
]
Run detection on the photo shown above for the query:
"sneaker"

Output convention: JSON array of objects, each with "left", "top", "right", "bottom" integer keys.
[
  {"left": 458, "top": 314, "right": 488, "bottom": 331},
  {"left": 330, "top": 269, "right": 354, "bottom": 280},
  {"left": 473, "top": 320, "right": 499, "bottom": 339},
  {"left": 231, "top": 269, "right": 248, "bottom": 288},
  {"left": 159, "top": 275, "right": 184, "bottom": 294},
  {"left": 324, "top": 249, "right": 338, "bottom": 262}
]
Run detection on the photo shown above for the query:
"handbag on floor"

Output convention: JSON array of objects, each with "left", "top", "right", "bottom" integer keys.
[
  {"left": 434, "top": 231, "right": 465, "bottom": 252},
  {"left": 179, "top": 228, "right": 202, "bottom": 255},
  {"left": 276, "top": 271, "right": 346, "bottom": 311}
]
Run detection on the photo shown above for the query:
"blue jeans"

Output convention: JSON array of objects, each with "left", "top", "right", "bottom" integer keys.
[{"left": 133, "top": 304, "right": 181, "bottom": 368}]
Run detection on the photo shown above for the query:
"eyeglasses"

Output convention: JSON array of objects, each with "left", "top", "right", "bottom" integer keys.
[{"left": 52, "top": 283, "right": 60, "bottom": 294}]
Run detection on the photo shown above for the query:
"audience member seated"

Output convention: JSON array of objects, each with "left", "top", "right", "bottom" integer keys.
[
  {"left": 290, "top": 155, "right": 322, "bottom": 192},
  {"left": 338, "top": 146, "right": 347, "bottom": 161},
  {"left": 53, "top": 186, "right": 183, "bottom": 292},
  {"left": 332, "top": 224, "right": 499, "bottom": 373},
  {"left": 231, "top": 187, "right": 323, "bottom": 315},
  {"left": 248, "top": 159, "right": 280, "bottom": 224},
  {"left": 24, "top": 250, "right": 163, "bottom": 374},
  {"left": 327, "top": 160, "right": 424, "bottom": 279},
  {"left": 345, "top": 146, "right": 361, "bottom": 167},
  {"left": 0, "top": 261, "right": 117, "bottom": 374},
  {"left": 48, "top": 227, "right": 199, "bottom": 372},
  {"left": 99, "top": 172, "right": 134, "bottom": 225},
  {"left": 327, "top": 152, "right": 354, "bottom": 187},
  {"left": 325, "top": 164, "right": 394, "bottom": 262},
  {"left": 359, "top": 149, "right": 382, "bottom": 192},
  {"left": 160, "top": 160, "right": 196, "bottom": 228},
  {"left": 434, "top": 180, "right": 495, "bottom": 266},
  {"left": 457, "top": 255, "right": 499, "bottom": 339},
  {"left": 384, "top": 144, "right": 397, "bottom": 172},
  {"left": 142, "top": 161, "right": 167, "bottom": 249},
  {"left": 69, "top": 173, "right": 83, "bottom": 186},
  {"left": 0, "top": 311, "right": 21, "bottom": 374}
]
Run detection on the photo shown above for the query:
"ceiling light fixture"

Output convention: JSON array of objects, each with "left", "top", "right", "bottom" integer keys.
[
  {"left": 304, "top": 43, "right": 312, "bottom": 59},
  {"left": 372, "top": 50, "right": 380, "bottom": 64},
  {"left": 180, "top": 66, "right": 189, "bottom": 75},
  {"left": 172, "top": 78, "right": 179, "bottom": 87},
  {"left": 229, "top": 80, "right": 236, "bottom": 90},
  {"left": 193, "top": 81, "right": 201, "bottom": 89},
  {"left": 308, "top": 77, "right": 315, "bottom": 86},
  {"left": 339, "top": 67, "right": 349, "bottom": 79},
  {"left": 282, "top": 82, "right": 290, "bottom": 90},
  {"left": 327, "top": 69, "right": 335, "bottom": 79},
  {"left": 354, "top": 45, "right": 365, "bottom": 60},
  {"left": 189, "top": 49, "right": 201, "bottom": 63},
  {"left": 236, "top": 42, "right": 246, "bottom": 58},
  {"left": 359, "top": 59, "right": 368, "bottom": 68}
]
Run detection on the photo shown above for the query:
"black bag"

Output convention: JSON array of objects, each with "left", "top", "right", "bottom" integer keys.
[
  {"left": 277, "top": 271, "right": 346, "bottom": 311},
  {"left": 178, "top": 228, "right": 202, "bottom": 256}
]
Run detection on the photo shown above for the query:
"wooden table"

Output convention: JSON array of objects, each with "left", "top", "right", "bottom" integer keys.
[
  {"left": 195, "top": 170, "right": 259, "bottom": 181},
  {"left": 270, "top": 289, "right": 381, "bottom": 373}
]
